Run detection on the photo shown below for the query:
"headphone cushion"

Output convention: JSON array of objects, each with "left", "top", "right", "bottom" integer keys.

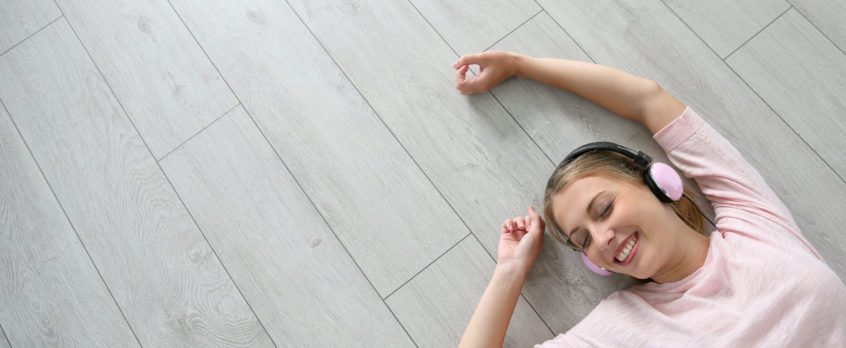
[
  {"left": 648, "top": 162, "right": 683, "bottom": 202},
  {"left": 582, "top": 252, "right": 614, "bottom": 276}
]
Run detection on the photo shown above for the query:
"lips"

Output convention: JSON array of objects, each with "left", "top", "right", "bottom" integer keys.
[{"left": 613, "top": 231, "right": 639, "bottom": 265}]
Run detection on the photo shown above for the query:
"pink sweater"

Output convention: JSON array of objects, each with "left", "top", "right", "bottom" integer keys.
[{"left": 535, "top": 107, "right": 846, "bottom": 347}]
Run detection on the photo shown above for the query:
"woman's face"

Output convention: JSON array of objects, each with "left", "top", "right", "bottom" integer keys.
[{"left": 552, "top": 175, "right": 680, "bottom": 279}]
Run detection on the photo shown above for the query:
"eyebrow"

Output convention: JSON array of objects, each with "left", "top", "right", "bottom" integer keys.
[{"left": 568, "top": 190, "right": 605, "bottom": 237}]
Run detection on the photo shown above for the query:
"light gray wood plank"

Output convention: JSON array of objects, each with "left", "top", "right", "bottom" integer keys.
[
  {"left": 663, "top": 0, "right": 790, "bottom": 58},
  {"left": 387, "top": 236, "right": 552, "bottom": 347},
  {"left": 285, "top": 0, "right": 554, "bottom": 272},
  {"left": 408, "top": 0, "right": 540, "bottom": 54},
  {"left": 790, "top": 0, "right": 846, "bottom": 53},
  {"left": 728, "top": 10, "right": 846, "bottom": 179},
  {"left": 484, "top": 12, "right": 711, "bottom": 330},
  {"left": 537, "top": 0, "right": 846, "bottom": 310},
  {"left": 0, "top": 326, "right": 8, "bottom": 348},
  {"left": 0, "top": 19, "right": 271, "bottom": 347},
  {"left": 0, "top": 0, "right": 60, "bottom": 54},
  {"left": 161, "top": 107, "right": 414, "bottom": 346},
  {"left": 0, "top": 105, "right": 138, "bottom": 347},
  {"left": 168, "top": 0, "right": 468, "bottom": 297},
  {"left": 53, "top": 0, "right": 238, "bottom": 159}
]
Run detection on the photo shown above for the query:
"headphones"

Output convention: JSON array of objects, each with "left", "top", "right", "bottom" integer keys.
[{"left": 550, "top": 141, "right": 714, "bottom": 276}]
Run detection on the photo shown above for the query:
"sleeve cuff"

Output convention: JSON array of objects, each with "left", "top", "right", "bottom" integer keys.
[{"left": 653, "top": 106, "right": 706, "bottom": 152}]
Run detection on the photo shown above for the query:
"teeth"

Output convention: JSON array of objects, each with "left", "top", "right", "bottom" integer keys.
[{"left": 615, "top": 236, "right": 637, "bottom": 262}]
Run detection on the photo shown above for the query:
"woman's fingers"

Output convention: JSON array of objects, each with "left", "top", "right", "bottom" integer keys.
[
  {"left": 503, "top": 219, "right": 526, "bottom": 232},
  {"left": 454, "top": 65, "right": 483, "bottom": 95},
  {"left": 454, "top": 54, "right": 490, "bottom": 94},
  {"left": 453, "top": 53, "right": 485, "bottom": 69},
  {"left": 457, "top": 74, "right": 485, "bottom": 94},
  {"left": 454, "top": 65, "right": 468, "bottom": 86}
]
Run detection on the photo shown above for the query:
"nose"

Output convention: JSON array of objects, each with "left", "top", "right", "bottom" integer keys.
[{"left": 591, "top": 224, "right": 616, "bottom": 252}]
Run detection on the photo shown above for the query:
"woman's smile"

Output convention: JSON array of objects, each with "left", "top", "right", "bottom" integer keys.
[{"left": 613, "top": 231, "right": 640, "bottom": 267}]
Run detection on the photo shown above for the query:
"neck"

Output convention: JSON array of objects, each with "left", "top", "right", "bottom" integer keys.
[{"left": 651, "top": 222, "right": 710, "bottom": 284}]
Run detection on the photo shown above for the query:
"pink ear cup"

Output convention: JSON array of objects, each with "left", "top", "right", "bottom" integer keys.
[
  {"left": 581, "top": 252, "right": 614, "bottom": 276},
  {"left": 649, "top": 162, "right": 683, "bottom": 201}
]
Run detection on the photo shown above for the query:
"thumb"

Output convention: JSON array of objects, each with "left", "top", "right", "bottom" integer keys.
[
  {"left": 528, "top": 206, "right": 544, "bottom": 232},
  {"left": 453, "top": 53, "right": 486, "bottom": 69}
]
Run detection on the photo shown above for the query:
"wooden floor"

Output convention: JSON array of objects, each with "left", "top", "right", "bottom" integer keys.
[{"left": 1, "top": 0, "right": 844, "bottom": 346}]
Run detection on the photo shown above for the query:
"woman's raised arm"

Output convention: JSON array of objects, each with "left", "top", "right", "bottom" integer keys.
[
  {"left": 458, "top": 207, "right": 545, "bottom": 348},
  {"left": 453, "top": 51, "right": 685, "bottom": 135}
]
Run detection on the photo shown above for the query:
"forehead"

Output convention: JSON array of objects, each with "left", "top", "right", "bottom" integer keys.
[{"left": 552, "top": 176, "right": 619, "bottom": 234}]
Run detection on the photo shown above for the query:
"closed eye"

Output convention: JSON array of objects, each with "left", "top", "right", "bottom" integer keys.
[{"left": 602, "top": 199, "right": 613, "bottom": 218}]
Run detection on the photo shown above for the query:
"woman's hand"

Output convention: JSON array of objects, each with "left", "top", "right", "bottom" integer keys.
[
  {"left": 498, "top": 206, "right": 545, "bottom": 275},
  {"left": 452, "top": 51, "right": 523, "bottom": 95}
]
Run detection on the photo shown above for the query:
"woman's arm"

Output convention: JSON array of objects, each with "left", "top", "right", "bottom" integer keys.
[
  {"left": 458, "top": 263, "right": 526, "bottom": 348},
  {"left": 458, "top": 207, "right": 545, "bottom": 348},
  {"left": 453, "top": 52, "right": 685, "bottom": 135}
]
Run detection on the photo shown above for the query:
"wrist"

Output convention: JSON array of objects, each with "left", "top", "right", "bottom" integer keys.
[
  {"left": 495, "top": 261, "right": 529, "bottom": 281},
  {"left": 511, "top": 53, "right": 530, "bottom": 79}
]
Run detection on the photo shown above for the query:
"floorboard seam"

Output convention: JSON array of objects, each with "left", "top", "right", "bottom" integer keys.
[
  {"left": 408, "top": 0, "right": 562, "bottom": 337},
  {"left": 483, "top": 9, "right": 544, "bottom": 52},
  {"left": 0, "top": 319, "right": 10, "bottom": 347},
  {"left": 54, "top": 4, "right": 275, "bottom": 345},
  {"left": 0, "top": 97, "right": 143, "bottom": 347},
  {"left": 787, "top": 1, "right": 846, "bottom": 57},
  {"left": 722, "top": 5, "right": 792, "bottom": 61},
  {"left": 383, "top": 233, "right": 473, "bottom": 301},
  {"left": 0, "top": 15, "right": 63, "bottom": 58},
  {"left": 157, "top": 102, "right": 241, "bottom": 162},
  {"left": 656, "top": 0, "right": 846, "bottom": 185},
  {"left": 533, "top": 5, "right": 598, "bottom": 64},
  {"left": 167, "top": 0, "right": 422, "bottom": 345}
]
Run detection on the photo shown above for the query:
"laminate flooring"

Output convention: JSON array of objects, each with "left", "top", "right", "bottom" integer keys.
[{"left": 1, "top": 0, "right": 843, "bottom": 346}]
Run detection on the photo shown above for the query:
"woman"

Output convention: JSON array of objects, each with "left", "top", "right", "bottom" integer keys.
[{"left": 453, "top": 51, "right": 846, "bottom": 347}]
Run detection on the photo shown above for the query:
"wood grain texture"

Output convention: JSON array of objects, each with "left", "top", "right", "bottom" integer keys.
[
  {"left": 663, "top": 0, "right": 790, "bottom": 58},
  {"left": 408, "top": 0, "right": 540, "bottom": 54},
  {"left": 0, "top": 105, "right": 139, "bottom": 347},
  {"left": 0, "top": 0, "right": 60, "bottom": 54},
  {"left": 790, "top": 0, "right": 846, "bottom": 53},
  {"left": 53, "top": 0, "right": 237, "bottom": 159},
  {"left": 728, "top": 9, "right": 846, "bottom": 179},
  {"left": 168, "top": 0, "right": 469, "bottom": 297},
  {"left": 537, "top": 0, "right": 846, "bottom": 298},
  {"left": 161, "top": 107, "right": 414, "bottom": 346},
  {"left": 387, "top": 236, "right": 551, "bottom": 347},
  {"left": 0, "top": 20, "right": 271, "bottom": 347},
  {"left": 285, "top": 0, "right": 554, "bottom": 278},
  {"left": 484, "top": 12, "right": 709, "bottom": 330}
]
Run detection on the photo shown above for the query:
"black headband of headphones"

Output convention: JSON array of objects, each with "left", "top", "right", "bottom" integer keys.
[
  {"left": 547, "top": 141, "right": 654, "bottom": 190},
  {"left": 561, "top": 141, "right": 653, "bottom": 168}
]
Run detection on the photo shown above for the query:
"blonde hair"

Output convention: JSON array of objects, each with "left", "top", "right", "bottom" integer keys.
[{"left": 543, "top": 150, "right": 706, "bottom": 247}]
